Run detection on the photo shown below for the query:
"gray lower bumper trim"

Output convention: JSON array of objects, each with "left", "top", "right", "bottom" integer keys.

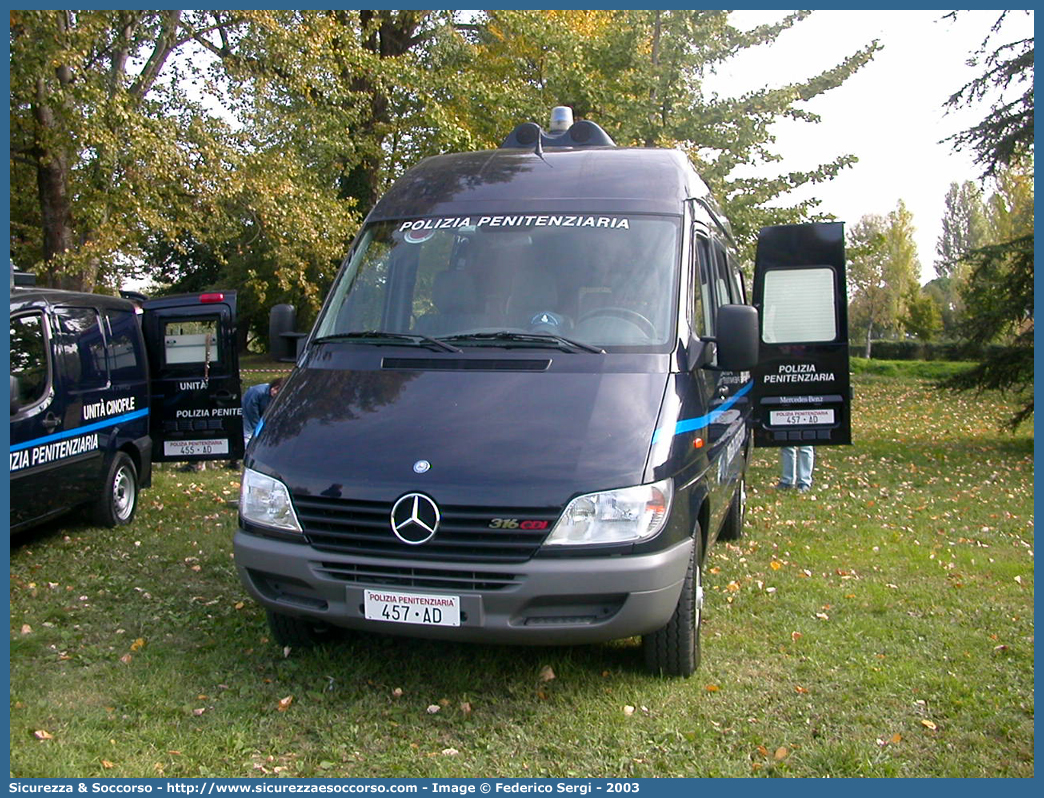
[{"left": 234, "top": 530, "right": 693, "bottom": 645}]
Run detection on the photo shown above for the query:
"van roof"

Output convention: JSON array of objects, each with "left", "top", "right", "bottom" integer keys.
[
  {"left": 10, "top": 286, "right": 136, "bottom": 314},
  {"left": 368, "top": 147, "right": 714, "bottom": 222}
]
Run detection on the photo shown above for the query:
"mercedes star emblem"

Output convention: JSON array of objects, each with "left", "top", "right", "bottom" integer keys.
[{"left": 390, "top": 493, "right": 440, "bottom": 545}]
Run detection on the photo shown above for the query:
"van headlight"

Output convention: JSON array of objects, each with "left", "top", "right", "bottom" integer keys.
[
  {"left": 240, "top": 468, "right": 302, "bottom": 533},
  {"left": 544, "top": 479, "right": 673, "bottom": 546}
]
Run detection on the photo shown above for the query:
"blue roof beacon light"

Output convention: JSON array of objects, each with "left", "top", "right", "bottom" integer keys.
[{"left": 500, "top": 106, "right": 617, "bottom": 150}]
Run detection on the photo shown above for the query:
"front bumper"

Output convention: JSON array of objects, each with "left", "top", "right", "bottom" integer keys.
[{"left": 234, "top": 528, "right": 692, "bottom": 645}]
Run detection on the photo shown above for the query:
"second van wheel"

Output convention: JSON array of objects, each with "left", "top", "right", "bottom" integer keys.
[
  {"left": 718, "top": 475, "right": 746, "bottom": 541},
  {"left": 265, "top": 609, "right": 333, "bottom": 648},
  {"left": 642, "top": 531, "right": 702, "bottom": 677},
  {"left": 92, "top": 452, "right": 138, "bottom": 527}
]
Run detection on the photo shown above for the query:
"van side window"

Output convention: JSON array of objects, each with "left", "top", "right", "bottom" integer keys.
[
  {"left": 10, "top": 312, "right": 50, "bottom": 408},
  {"left": 711, "top": 240, "right": 733, "bottom": 308},
  {"left": 728, "top": 255, "right": 746, "bottom": 304},
  {"left": 695, "top": 236, "right": 716, "bottom": 336},
  {"left": 761, "top": 267, "right": 838, "bottom": 343},
  {"left": 55, "top": 307, "right": 108, "bottom": 391},
  {"left": 105, "top": 310, "right": 144, "bottom": 381}
]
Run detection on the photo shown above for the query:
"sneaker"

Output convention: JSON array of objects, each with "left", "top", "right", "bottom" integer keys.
[
  {"left": 773, "top": 481, "right": 792, "bottom": 490},
  {"left": 796, "top": 484, "right": 811, "bottom": 493}
]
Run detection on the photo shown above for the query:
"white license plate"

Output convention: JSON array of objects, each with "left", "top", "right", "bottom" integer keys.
[
  {"left": 164, "top": 439, "right": 230, "bottom": 457},
  {"left": 770, "top": 409, "right": 835, "bottom": 426},
  {"left": 363, "top": 589, "right": 460, "bottom": 627}
]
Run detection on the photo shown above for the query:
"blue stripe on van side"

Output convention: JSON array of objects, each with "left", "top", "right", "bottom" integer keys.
[
  {"left": 651, "top": 381, "right": 752, "bottom": 444},
  {"left": 10, "top": 408, "right": 150, "bottom": 452}
]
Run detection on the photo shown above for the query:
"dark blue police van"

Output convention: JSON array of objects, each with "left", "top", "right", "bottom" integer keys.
[
  {"left": 9, "top": 268, "right": 242, "bottom": 534},
  {"left": 233, "top": 109, "right": 851, "bottom": 676}
]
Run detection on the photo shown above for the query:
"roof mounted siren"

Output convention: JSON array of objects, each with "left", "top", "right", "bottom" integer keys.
[{"left": 500, "top": 106, "right": 616, "bottom": 150}]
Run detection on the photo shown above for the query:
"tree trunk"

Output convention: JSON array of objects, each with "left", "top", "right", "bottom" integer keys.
[
  {"left": 33, "top": 77, "right": 81, "bottom": 291},
  {"left": 864, "top": 324, "right": 872, "bottom": 359}
]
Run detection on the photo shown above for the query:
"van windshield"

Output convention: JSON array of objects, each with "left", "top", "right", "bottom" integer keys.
[{"left": 314, "top": 215, "right": 680, "bottom": 352}]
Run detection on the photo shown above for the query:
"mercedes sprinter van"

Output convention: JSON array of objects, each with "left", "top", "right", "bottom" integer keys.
[{"left": 233, "top": 109, "right": 850, "bottom": 675}]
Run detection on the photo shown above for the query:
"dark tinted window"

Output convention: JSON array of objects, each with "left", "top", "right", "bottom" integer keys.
[
  {"left": 55, "top": 307, "right": 109, "bottom": 390},
  {"left": 10, "top": 312, "right": 50, "bottom": 408},
  {"left": 105, "top": 310, "right": 144, "bottom": 381},
  {"left": 316, "top": 215, "right": 681, "bottom": 351}
]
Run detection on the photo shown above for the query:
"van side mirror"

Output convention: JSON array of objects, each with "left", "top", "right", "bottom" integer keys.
[
  {"left": 11, "top": 375, "right": 22, "bottom": 415},
  {"left": 714, "top": 304, "right": 759, "bottom": 372}
]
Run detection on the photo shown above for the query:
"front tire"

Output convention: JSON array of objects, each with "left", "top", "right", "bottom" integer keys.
[
  {"left": 643, "top": 530, "right": 703, "bottom": 677},
  {"left": 92, "top": 452, "right": 138, "bottom": 527}
]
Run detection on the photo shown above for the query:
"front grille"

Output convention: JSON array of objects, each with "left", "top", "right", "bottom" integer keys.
[
  {"left": 315, "top": 561, "right": 522, "bottom": 591},
  {"left": 293, "top": 495, "right": 559, "bottom": 563}
]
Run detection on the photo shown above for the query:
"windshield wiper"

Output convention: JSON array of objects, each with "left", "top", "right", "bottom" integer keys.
[
  {"left": 313, "top": 331, "right": 461, "bottom": 353},
  {"left": 440, "top": 331, "right": 604, "bottom": 354}
]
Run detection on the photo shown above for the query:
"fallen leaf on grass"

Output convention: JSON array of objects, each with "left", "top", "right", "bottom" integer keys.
[
  {"left": 891, "top": 733, "right": 902, "bottom": 744},
  {"left": 442, "top": 748, "right": 459, "bottom": 756},
  {"left": 277, "top": 696, "right": 293, "bottom": 712},
  {"left": 34, "top": 730, "right": 54, "bottom": 740},
  {"left": 130, "top": 638, "right": 146, "bottom": 651},
  {"left": 20, "top": 624, "right": 32, "bottom": 635},
  {"left": 791, "top": 632, "right": 802, "bottom": 641},
  {"left": 795, "top": 686, "right": 808, "bottom": 694},
  {"left": 426, "top": 704, "right": 441, "bottom": 714},
  {"left": 539, "top": 665, "right": 556, "bottom": 682},
  {"left": 770, "top": 561, "right": 782, "bottom": 571},
  {"left": 102, "top": 760, "right": 114, "bottom": 769},
  {"left": 756, "top": 745, "right": 768, "bottom": 757},
  {"left": 119, "top": 654, "right": 133, "bottom": 665},
  {"left": 774, "top": 747, "right": 788, "bottom": 760},
  {"left": 623, "top": 705, "right": 635, "bottom": 716},
  {"left": 921, "top": 719, "right": 937, "bottom": 731},
  {"left": 705, "top": 684, "right": 720, "bottom": 692},
  {"left": 192, "top": 708, "right": 206, "bottom": 717},
  {"left": 460, "top": 701, "right": 472, "bottom": 717},
  {"left": 815, "top": 612, "right": 829, "bottom": 620},
  {"left": 392, "top": 687, "right": 404, "bottom": 698}
]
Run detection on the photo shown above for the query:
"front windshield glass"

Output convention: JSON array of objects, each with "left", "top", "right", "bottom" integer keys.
[{"left": 314, "top": 214, "right": 680, "bottom": 350}]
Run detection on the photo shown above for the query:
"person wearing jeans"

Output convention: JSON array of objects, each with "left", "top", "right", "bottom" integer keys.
[{"left": 777, "top": 445, "right": 815, "bottom": 492}]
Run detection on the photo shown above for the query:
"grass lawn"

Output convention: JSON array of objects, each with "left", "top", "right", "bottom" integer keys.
[{"left": 9, "top": 367, "right": 1034, "bottom": 778}]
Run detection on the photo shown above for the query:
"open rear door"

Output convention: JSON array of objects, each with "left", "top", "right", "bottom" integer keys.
[
  {"left": 140, "top": 292, "right": 244, "bottom": 463},
  {"left": 752, "top": 223, "right": 851, "bottom": 447}
]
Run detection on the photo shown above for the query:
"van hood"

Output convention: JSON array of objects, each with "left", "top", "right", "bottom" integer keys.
[{"left": 250, "top": 364, "right": 667, "bottom": 509}]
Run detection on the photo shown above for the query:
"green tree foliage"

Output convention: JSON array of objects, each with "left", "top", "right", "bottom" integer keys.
[
  {"left": 846, "top": 215, "right": 889, "bottom": 358},
  {"left": 943, "top": 12, "right": 1034, "bottom": 176},
  {"left": 941, "top": 13, "right": 1033, "bottom": 428},
  {"left": 847, "top": 200, "right": 922, "bottom": 355},
  {"left": 458, "top": 10, "right": 879, "bottom": 261},
  {"left": 900, "top": 286, "right": 943, "bottom": 342},
  {"left": 9, "top": 10, "right": 251, "bottom": 292},
  {"left": 11, "top": 10, "right": 879, "bottom": 344},
  {"left": 926, "top": 180, "right": 984, "bottom": 339},
  {"left": 935, "top": 180, "right": 988, "bottom": 278}
]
